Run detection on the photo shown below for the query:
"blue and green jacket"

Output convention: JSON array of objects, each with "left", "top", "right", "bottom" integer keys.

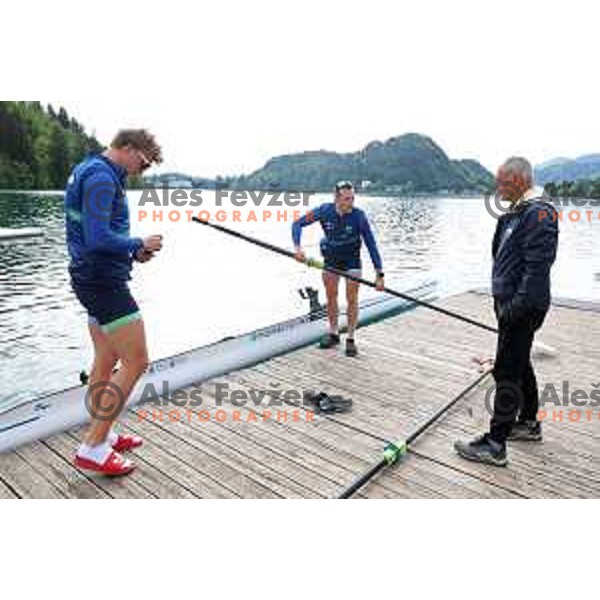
[
  {"left": 292, "top": 203, "right": 383, "bottom": 272},
  {"left": 65, "top": 154, "right": 143, "bottom": 284}
]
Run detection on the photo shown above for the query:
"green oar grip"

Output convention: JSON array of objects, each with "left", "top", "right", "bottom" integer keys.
[
  {"left": 306, "top": 258, "right": 325, "bottom": 270},
  {"left": 383, "top": 441, "right": 408, "bottom": 466}
]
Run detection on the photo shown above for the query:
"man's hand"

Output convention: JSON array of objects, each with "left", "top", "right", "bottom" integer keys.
[
  {"left": 144, "top": 235, "right": 164, "bottom": 254},
  {"left": 473, "top": 356, "right": 495, "bottom": 373},
  {"left": 294, "top": 248, "right": 307, "bottom": 263},
  {"left": 375, "top": 274, "right": 385, "bottom": 292},
  {"left": 136, "top": 248, "right": 155, "bottom": 263}
]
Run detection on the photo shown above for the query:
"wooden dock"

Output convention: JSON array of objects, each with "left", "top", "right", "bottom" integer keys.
[{"left": 1, "top": 291, "right": 598, "bottom": 499}]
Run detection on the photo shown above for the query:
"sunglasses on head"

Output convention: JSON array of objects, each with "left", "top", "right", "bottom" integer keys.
[
  {"left": 335, "top": 181, "right": 354, "bottom": 194},
  {"left": 136, "top": 149, "right": 152, "bottom": 171}
]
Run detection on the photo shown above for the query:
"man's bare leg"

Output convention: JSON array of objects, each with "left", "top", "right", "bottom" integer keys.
[
  {"left": 345, "top": 277, "right": 361, "bottom": 357},
  {"left": 346, "top": 278, "right": 361, "bottom": 340},
  {"left": 85, "top": 320, "right": 149, "bottom": 446},
  {"left": 323, "top": 272, "right": 340, "bottom": 334},
  {"left": 84, "top": 323, "right": 119, "bottom": 446}
]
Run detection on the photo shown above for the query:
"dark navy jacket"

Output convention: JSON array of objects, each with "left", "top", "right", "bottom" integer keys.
[
  {"left": 492, "top": 199, "right": 559, "bottom": 311},
  {"left": 292, "top": 203, "right": 383, "bottom": 271},
  {"left": 65, "top": 154, "right": 143, "bottom": 284}
]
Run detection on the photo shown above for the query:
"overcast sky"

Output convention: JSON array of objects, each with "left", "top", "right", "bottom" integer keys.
[{"left": 31, "top": 0, "right": 600, "bottom": 178}]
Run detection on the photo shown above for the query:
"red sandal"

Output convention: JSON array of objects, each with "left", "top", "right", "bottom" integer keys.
[
  {"left": 112, "top": 434, "right": 144, "bottom": 453},
  {"left": 74, "top": 451, "right": 136, "bottom": 477}
]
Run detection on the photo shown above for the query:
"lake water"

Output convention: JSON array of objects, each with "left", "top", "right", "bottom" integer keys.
[{"left": 1, "top": 191, "right": 598, "bottom": 411}]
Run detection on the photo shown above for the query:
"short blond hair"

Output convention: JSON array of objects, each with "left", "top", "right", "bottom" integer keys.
[{"left": 111, "top": 129, "right": 163, "bottom": 165}]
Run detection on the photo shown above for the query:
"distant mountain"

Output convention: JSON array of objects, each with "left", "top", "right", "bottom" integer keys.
[
  {"left": 535, "top": 154, "right": 600, "bottom": 185},
  {"left": 235, "top": 133, "right": 493, "bottom": 193},
  {"left": 145, "top": 172, "right": 218, "bottom": 189},
  {"left": 536, "top": 157, "right": 571, "bottom": 170}
]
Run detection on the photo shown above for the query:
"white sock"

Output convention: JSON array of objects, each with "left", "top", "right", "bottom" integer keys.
[
  {"left": 107, "top": 429, "right": 119, "bottom": 447},
  {"left": 77, "top": 441, "right": 112, "bottom": 465}
]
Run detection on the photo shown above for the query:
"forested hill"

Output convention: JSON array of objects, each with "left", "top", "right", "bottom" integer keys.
[
  {"left": 234, "top": 134, "right": 493, "bottom": 193},
  {"left": 0, "top": 101, "right": 102, "bottom": 190}
]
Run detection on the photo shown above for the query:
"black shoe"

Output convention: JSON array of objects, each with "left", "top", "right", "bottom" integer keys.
[
  {"left": 319, "top": 333, "right": 340, "bottom": 349},
  {"left": 454, "top": 434, "right": 508, "bottom": 467},
  {"left": 507, "top": 420, "right": 543, "bottom": 442},
  {"left": 346, "top": 339, "right": 358, "bottom": 357},
  {"left": 303, "top": 391, "right": 353, "bottom": 414}
]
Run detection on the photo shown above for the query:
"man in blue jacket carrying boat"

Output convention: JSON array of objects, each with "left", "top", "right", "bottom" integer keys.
[
  {"left": 455, "top": 157, "right": 559, "bottom": 467},
  {"left": 292, "top": 181, "right": 385, "bottom": 357},
  {"left": 65, "top": 130, "right": 164, "bottom": 477}
]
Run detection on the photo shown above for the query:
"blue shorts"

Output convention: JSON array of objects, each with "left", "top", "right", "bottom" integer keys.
[
  {"left": 324, "top": 255, "right": 362, "bottom": 276},
  {"left": 71, "top": 280, "right": 142, "bottom": 334}
]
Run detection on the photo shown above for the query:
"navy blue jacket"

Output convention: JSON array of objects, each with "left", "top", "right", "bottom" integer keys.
[
  {"left": 292, "top": 203, "right": 383, "bottom": 271},
  {"left": 492, "top": 199, "right": 559, "bottom": 311},
  {"left": 65, "top": 154, "right": 143, "bottom": 284}
]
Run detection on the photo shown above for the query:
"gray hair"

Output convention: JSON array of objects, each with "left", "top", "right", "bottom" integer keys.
[{"left": 500, "top": 156, "right": 533, "bottom": 186}]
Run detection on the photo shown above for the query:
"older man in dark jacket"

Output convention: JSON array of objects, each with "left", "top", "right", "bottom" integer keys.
[{"left": 455, "top": 157, "right": 559, "bottom": 467}]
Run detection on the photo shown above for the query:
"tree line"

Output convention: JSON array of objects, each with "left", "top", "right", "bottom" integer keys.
[
  {"left": 0, "top": 101, "right": 103, "bottom": 190},
  {"left": 543, "top": 179, "right": 600, "bottom": 200}
]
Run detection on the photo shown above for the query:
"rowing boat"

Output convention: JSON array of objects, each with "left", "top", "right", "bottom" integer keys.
[
  {"left": 0, "top": 281, "right": 436, "bottom": 453},
  {"left": 0, "top": 227, "right": 44, "bottom": 241}
]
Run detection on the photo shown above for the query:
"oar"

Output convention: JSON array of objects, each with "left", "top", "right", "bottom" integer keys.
[
  {"left": 338, "top": 369, "right": 494, "bottom": 499},
  {"left": 191, "top": 217, "right": 557, "bottom": 356}
]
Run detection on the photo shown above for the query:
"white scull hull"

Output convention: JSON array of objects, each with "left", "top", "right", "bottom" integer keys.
[{"left": 0, "top": 228, "right": 44, "bottom": 242}]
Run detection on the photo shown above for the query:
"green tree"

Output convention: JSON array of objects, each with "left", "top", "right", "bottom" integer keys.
[
  {"left": 0, "top": 101, "right": 103, "bottom": 190},
  {"left": 590, "top": 180, "right": 600, "bottom": 199},
  {"left": 48, "top": 125, "right": 70, "bottom": 188}
]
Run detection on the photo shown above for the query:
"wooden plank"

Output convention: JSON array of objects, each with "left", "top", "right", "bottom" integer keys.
[
  {"left": 17, "top": 441, "right": 110, "bottom": 499},
  {"left": 121, "top": 418, "right": 240, "bottom": 499},
  {"left": 124, "top": 414, "right": 285, "bottom": 498},
  {"left": 0, "top": 450, "right": 65, "bottom": 499},
  {"left": 0, "top": 477, "right": 18, "bottom": 499}
]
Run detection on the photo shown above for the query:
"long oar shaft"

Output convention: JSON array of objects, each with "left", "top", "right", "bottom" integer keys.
[
  {"left": 337, "top": 369, "right": 493, "bottom": 499},
  {"left": 338, "top": 460, "right": 389, "bottom": 500},
  {"left": 192, "top": 217, "right": 497, "bottom": 334}
]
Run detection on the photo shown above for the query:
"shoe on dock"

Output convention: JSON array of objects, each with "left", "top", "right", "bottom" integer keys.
[
  {"left": 319, "top": 333, "right": 340, "bottom": 349},
  {"left": 454, "top": 434, "right": 508, "bottom": 467},
  {"left": 346, "top": 339, "right": 358, "bottom": 357},
  {"left": 507, "top": 420, "right": 543, "bottom": 442},
  {"left": 112, "top": 434, "right": 144, "bottom": 453},
  {"left": 74, "top": 451, "right": 136, "bottom": 477},
  {"left": 304, "top": 391, "right": 353, "bottom": 414}
]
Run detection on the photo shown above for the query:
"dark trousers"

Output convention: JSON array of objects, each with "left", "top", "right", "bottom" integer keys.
[{"left": 489, "top": 299, "right": 548, "bottom": 444}]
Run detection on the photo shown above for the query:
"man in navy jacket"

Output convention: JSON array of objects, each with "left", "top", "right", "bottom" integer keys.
[{"left": 455, "top": 157, "right": 559, "bottom": 467}]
